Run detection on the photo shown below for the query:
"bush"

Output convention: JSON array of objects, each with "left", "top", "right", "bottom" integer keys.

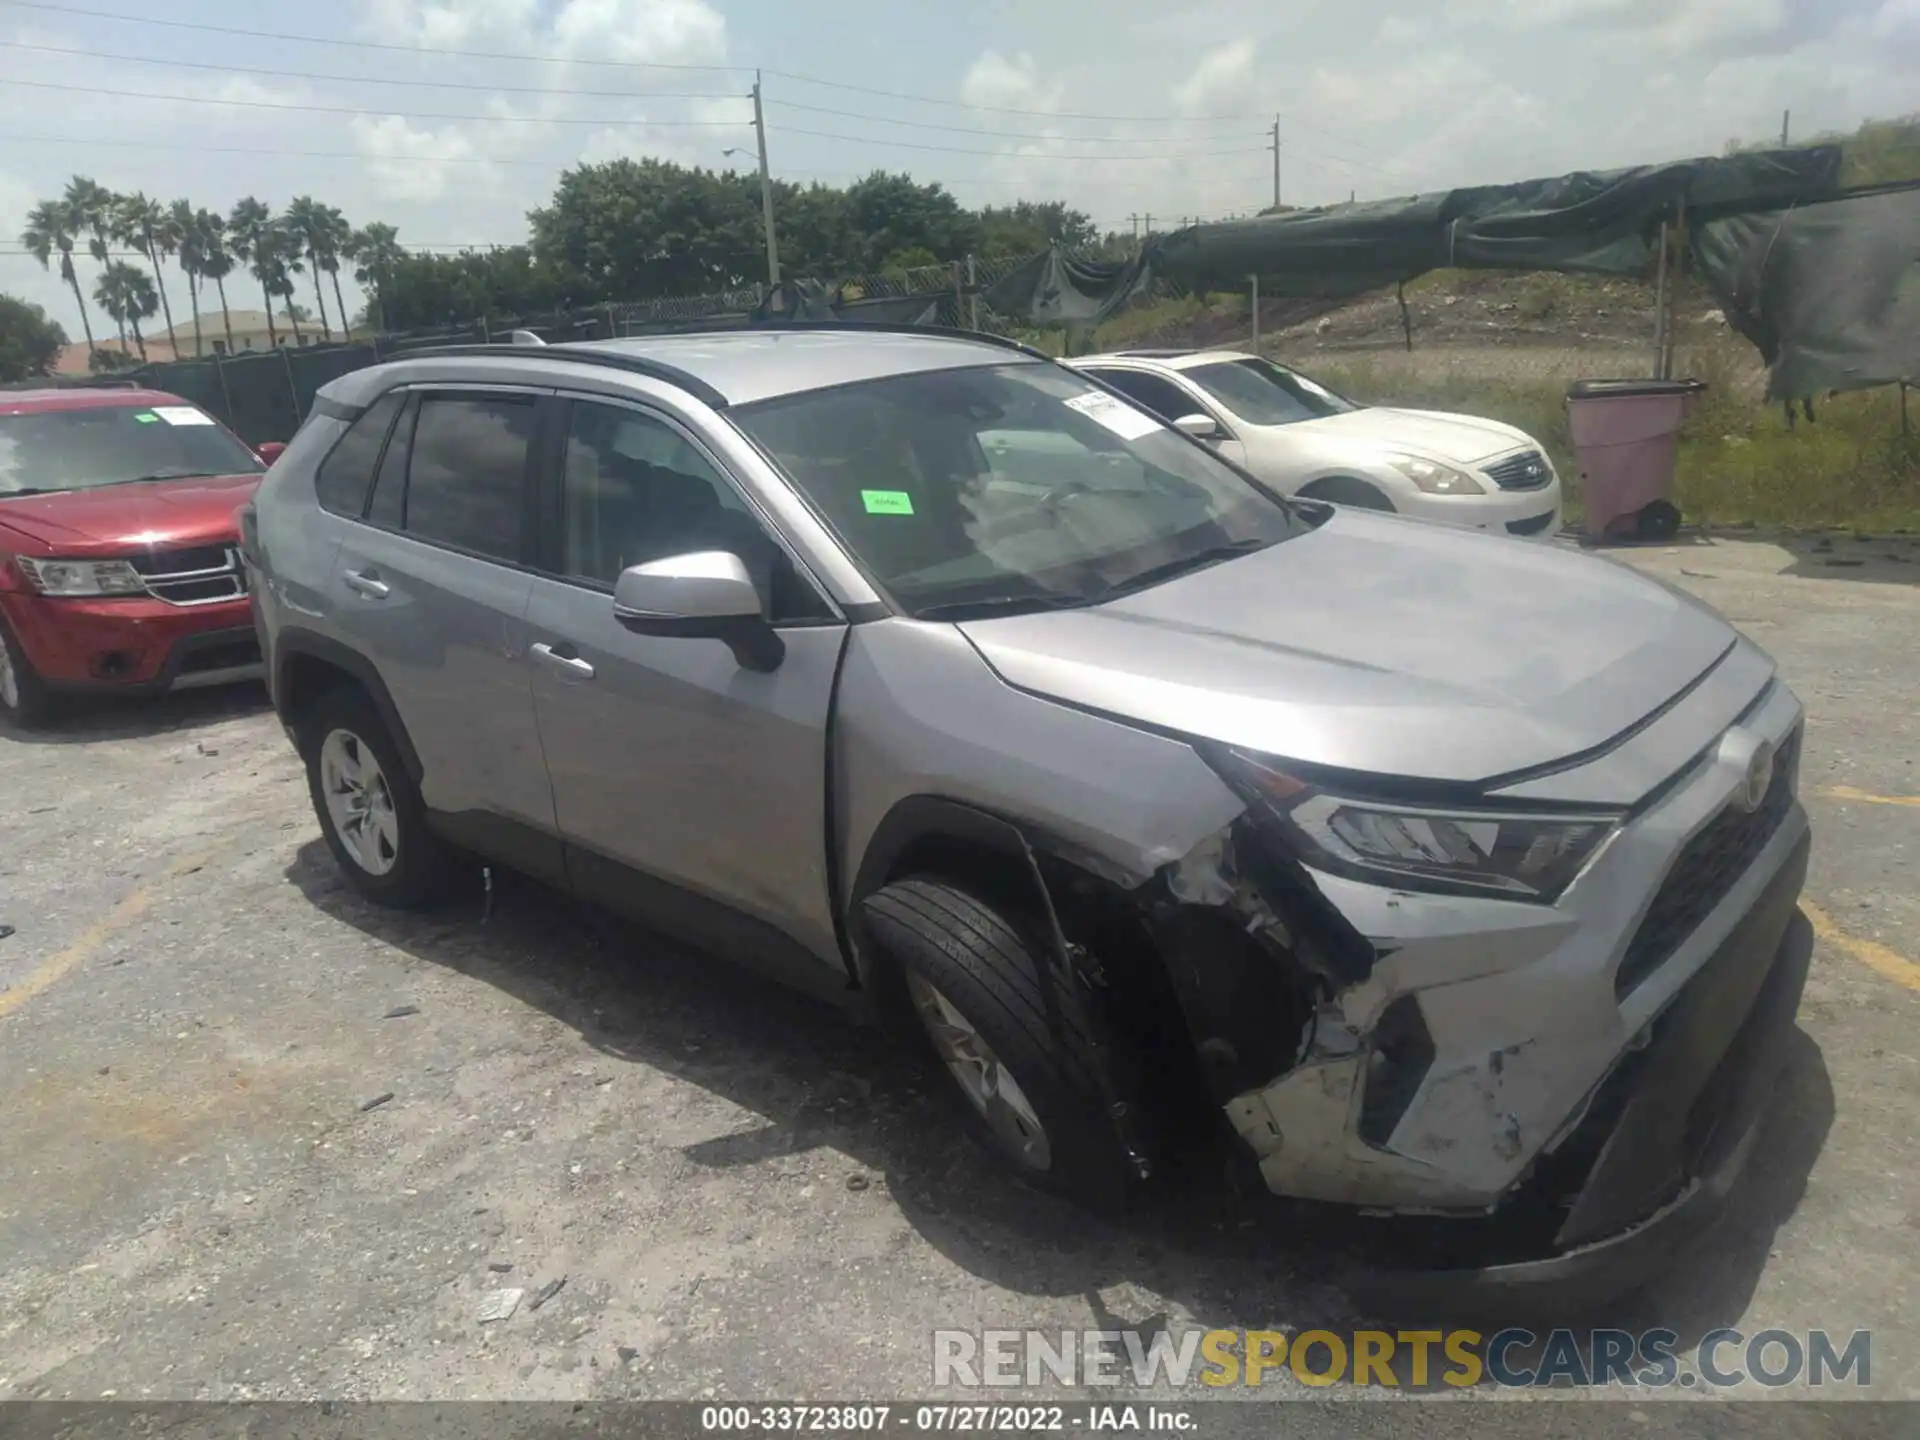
[{"left": 0, "top": 294, "right": 68, "bottom": 382}]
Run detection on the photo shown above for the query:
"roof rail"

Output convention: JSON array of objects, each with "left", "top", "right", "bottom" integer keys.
[
  {"left": 635, "top": 319, "right": 1055, "bottom": 364},
  {"left": 376, "top": 343, "right": 730, "bottom": 410}
]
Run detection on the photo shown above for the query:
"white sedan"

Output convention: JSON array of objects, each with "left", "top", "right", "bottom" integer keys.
[{"left": 1068, "top": 350, "right": 1563, "bottom": 540}]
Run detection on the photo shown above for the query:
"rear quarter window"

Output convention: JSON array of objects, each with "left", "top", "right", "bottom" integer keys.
[{"left": 314, "top": 392, "right": 404, "bottom": 517}]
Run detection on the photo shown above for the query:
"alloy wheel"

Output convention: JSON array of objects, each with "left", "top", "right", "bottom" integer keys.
[
  {"left": 905, "top": 971, "right": 1052, "bottom": 1171},
  {"left": 319, "top": 728, "right": 400, "bottom": 876}
]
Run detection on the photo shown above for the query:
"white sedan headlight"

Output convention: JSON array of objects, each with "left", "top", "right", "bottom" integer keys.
[
  {"left": 15, "top": 556, "right": 147, "bottom": 597},
  {"left": 1383, "top": 453, "right": 1486, "bottom": 496},
  {"left": 1208, "top": 746, "right": 1621, "bottom": 902}
]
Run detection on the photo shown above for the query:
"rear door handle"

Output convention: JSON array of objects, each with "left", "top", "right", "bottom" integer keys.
[
  {"left": 342, "top": 569, "right": 389, "bottom": 600},
  {"left": 530, "top": 642, "right": 595, "bottom": 680}
]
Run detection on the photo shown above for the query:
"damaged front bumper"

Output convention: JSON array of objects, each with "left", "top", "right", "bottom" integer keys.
[{"left": 1205, "top": 681, "right": 1809, "bottom": 1285}]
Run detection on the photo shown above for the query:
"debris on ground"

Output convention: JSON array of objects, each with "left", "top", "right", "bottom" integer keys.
[
  {"left": 488, "top": 1262, "right": 514, "bottom": 1273},
  {"left": 359, "top": 1091, "right": 396, "bottom": 1113},
  {"left": 476, "top": 1288, "right": 523, "bottom": 1324},
  {"left": 0, "top": 925, "right": 13, "bottom": 941},
  {"left": 382, "top": 1005, "right": 421, "bottom": 1019},
  {"left": 527, "top": 1275, "right": 568, "bottom": 1311},
  {"left": 617, "top": 1346, "right": 638, "bottom": 1363},
  {"left": 846, "top": 1174, "right": 871, "bottom": 1192}
]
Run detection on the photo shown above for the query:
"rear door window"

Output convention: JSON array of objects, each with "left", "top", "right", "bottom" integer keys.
[
  {"left": 364, "top": 394, "right": 416, "bottom": 531},
  {"left": 394, "top": 394, "right": 537, "bottom": 563},
  {"left": 1084, "top": 368, "right": 1206, "bottom": 425},
  {"left": 314, "top": 392, "right": 403, "bottom": 517}
]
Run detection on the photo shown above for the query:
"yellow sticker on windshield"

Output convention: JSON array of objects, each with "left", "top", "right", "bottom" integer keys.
[{"left": 861, "top": 490, "right": 915, "bottom": 516}]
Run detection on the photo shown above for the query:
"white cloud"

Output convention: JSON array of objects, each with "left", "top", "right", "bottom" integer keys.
[
  {"left": 959, "top": 52, "right": 1062, "bottom": 113},
  {"left": 349, "top": 115, "right": 482, "bottom": 202},
  {"left": 552, "top": 0, "right": 727, "bottom": 63},
  {"left": 1171, "top": 38, "right": 1259, "bottom": 115},
  {"left": 1449, "top": 0, "right": 1797, "bottom": 53}
]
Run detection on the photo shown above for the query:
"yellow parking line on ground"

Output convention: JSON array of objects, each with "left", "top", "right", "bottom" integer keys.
[
  {"left": 1802, "top": 900, "right": 1920, "bottom": 993},
  {"left": 1822, "top": 785, "right": 1920, "bottom": 809},
  {"left": 0, "top": 850, "right": 217, "bottom": 1020}
]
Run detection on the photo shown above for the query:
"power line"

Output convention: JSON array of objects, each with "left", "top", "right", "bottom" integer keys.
[
  {"left": 0, "top": 0, "right": 1368, "bottom": 134},
  {"left": 774, "top": 126, "right": 1267, "bottom": 159},
  {"left": 0, "top": 39, "right": 741, "bottom": 99},
  {"left": 0, "top": 77, "right": 751, "bottom": 126},
  {"left": 0, "top": 0, "right": 748, "bottom": 71},
  {"left": 764, "top": 98, "right": 1258, "bottom": 146},
  {"left": 0, "top": 39, "right": 1262, "bottom": 150}
]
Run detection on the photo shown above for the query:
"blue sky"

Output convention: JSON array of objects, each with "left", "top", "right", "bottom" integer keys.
[{"left": 3, "top": 0, "right": 1915, "bottom": 340}]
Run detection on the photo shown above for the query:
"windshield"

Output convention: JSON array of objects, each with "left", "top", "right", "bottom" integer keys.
[
  {"left": 731, "top": 362, "right": 1304, "bottom": 618},
  {"left": 1185, "top": 356, "right": 1360, "bottom": 427},
  {"left": 0, "top": 404, "right": 263, "bottom": 497}
]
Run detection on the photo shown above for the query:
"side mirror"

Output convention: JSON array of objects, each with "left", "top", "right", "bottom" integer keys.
[
  {"left": 612, "top": 551, "right": 784, "bottom": 672},
  {"left": 256, "top": 440, "right": 288, "bottom": 464},
  {"left": 1174, "top": 413, "right": 1221, "bottom": 441}
]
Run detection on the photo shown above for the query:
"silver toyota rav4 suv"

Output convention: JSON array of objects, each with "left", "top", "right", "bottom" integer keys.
[{"left": 246, "top": 326, "right": 1811, "bottom": 1292}]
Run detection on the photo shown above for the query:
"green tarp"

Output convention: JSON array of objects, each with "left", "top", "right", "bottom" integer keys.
[
  {"left": 1146, "top": 146, "right": 1844, "bottom": 298},
  {"left": 1694, "top": 182, "right": 1920, "bottom": 401},
  {"left": 980, "top": 249, "right": 1149, "bottom": 327}
]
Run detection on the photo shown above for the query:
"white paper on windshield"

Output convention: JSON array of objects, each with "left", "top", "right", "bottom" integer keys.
[
  {"left": 1064, "top": 390, "right": 1162, "bottom": 441},
  {"left": 152, "top": 405, "right": 215, "bottom": 426}
]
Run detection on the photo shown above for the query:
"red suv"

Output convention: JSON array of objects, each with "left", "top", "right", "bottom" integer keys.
[{"left": 0, "top": 387, "right": 284, "bottom": 728}]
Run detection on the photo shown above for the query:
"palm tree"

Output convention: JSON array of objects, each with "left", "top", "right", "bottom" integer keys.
[
  {"left": 169, "top": 198, "right": 205, "bottom": 357},
  {"left": 64, "top": 176, "right": 117, "bottom": 293},
  {"left": 283, "top": 195, "right": 335, "bottom": 342},
  {"left": 93, "top": 260, "right": 157, "bottom": 361},
  {"left": 323, "top": 206, "right": 354, "bottom": 337},
  {"left": 112, "top": 192, "right": 180, "bottom": 356},
  {"left": 272, "top": 229, "right": 306, "bottom": 345},
  {"left": 21, "top": 198, "right": 96, "bottom": 356},
  {"left": 350, "top": 222, "right": 405, "bottom": 331},
  {"left": 195, "top": 209, "right": 237, "bottom": 352},
  {"left": 228, "top": 196, "right": 279, "bottom": 347}
]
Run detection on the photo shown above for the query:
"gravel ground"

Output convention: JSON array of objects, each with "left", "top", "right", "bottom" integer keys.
[{"left": 1, "top": 537, "right": 1915, "bottom": 1417}]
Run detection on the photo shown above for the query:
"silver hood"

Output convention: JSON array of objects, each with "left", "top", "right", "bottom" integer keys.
[{"left": 958, "top": 510, "right": 1737, "bottom": 786}]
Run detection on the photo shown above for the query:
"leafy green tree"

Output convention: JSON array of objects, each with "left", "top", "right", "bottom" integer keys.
[
  {"left": 19, "top": 199, "right": 95, "bottom": 356},
  {"left": 974, "top": 201, "right": 1098, "bottom": 257},
  {"left": 169, "top": 198, "right": 206, "bottom": 357},
  {"left": 529, "top": 158, "right": 762, "bottom": 299},
  {"left": 0, "top": 295, "right": 69, "bottom": 381}
]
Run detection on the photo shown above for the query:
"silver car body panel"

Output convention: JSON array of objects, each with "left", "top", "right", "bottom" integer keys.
[
  {"left": 958, "top": 508, "right": 1736, "bottom": 787},
  {"left": 832, "top": 618, "right": 1246, "bottom": 900}
]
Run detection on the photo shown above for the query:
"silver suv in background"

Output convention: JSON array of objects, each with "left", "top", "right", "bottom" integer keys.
[{"left": 245, "top": 326, "right": 1810, "bottom": 1296}]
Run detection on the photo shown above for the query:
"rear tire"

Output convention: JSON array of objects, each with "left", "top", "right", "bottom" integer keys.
[
  {"left": 1298, "top": 475, "right": 1396, "bottom": 511},
  {"left": 863, "top": 876, "right": 1140, "bottom": 1210},
  {"left": 1635, "top": 499, "right": 1681, "bottom": 542},
  {"left": 0, "top": 614, "right": 56, "bottom": 731},
  {"left": 300, "top": 684, "right": 453, "bottom": 908}
]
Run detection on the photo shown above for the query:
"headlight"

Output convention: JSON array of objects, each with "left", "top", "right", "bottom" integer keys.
[
  {"left": 1207, "top": 747, "right": 1620, "bottom": 902},
  {"left": 15, "top": 556, "right": 147, "bottom": 597},
  {"left": 1383, "top": 453, "right": 1486, "bottom": 495}
]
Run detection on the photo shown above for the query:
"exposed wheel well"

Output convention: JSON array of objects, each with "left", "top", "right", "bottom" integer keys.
[
  {"left": 281, "top": 652, "right": 361, "bottom": 737},
  {"left": 1297, "top": 474, "right": 1396, "bottom": 510}
]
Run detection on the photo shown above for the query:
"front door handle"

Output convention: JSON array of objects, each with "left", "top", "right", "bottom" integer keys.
[
  {"left": 530, "top": 642, "right": 595, "bottom": 680},
  {"left": 342, "top": 569, "right": 390, "bottom": 600}
]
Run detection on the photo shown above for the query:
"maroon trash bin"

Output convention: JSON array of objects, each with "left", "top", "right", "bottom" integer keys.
[{"left": 1566, "top": 378, "right": 1707, "bottom": 542}]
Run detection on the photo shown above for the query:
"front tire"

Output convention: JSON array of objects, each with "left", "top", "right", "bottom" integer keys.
[
  {"left": 863, "top": 877, "right": 1140, "bottom": 1210},
  {"left": 0, "top": 614, "right": 56, "bottom": 731},
  {"left": 300, "top": 685, "right": 452, "bottom": 908}
]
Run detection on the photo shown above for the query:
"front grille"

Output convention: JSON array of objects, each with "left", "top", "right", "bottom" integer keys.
[
  {"left": 1615, "top": 729, "right": 1800, "bottom": 998},
  {"left": 1507, "top": 510, "right": 1558, "bottom": 536},
  {"left": 130, "top": 545, "right": 247, "bottom": 606},
  {"left": 1482, "top": 450, "right": 1554, "bottom": 491}
]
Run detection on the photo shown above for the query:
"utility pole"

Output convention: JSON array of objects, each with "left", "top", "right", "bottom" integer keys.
[
  {"left": 751, "top": 71, "right": 781, "bottom": 286},
  {"left": 1781, "top": 109, "right": 1791, "bottom": 146},
  {"left": 1270, "top": 116, "right": 1282, "bottom": 209}
]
